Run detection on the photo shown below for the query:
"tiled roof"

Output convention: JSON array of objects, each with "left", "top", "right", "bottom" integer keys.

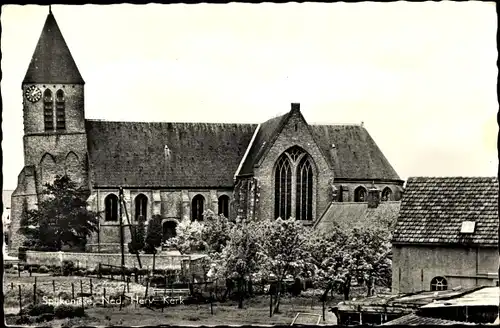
[
  {"left": 238, "top": 112, "right": 290, "bottom": 175},
  {"left": 85, "top": 120, "right": 256, "bottom": 188},
  {"left": 23, "top": 12, "right": 84, "bottom": 84},
  {"left": 238, "top": 112, "right": 401, "bottom": 181},
  {"left": 392, "top": 177, "right": 498, "bottom": 246},
  {"left": 314, "top": 201, "right": 401, "bottom": 232},
  {"left": 383, "top": 313, "right": 473, "bottom": 325},
  {"left": 309, "top": 125, "right": 401, "bottom": 180}
]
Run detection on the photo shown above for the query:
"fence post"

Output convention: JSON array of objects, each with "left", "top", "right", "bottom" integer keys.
[
  {"left": 11, "top": 282, "right": 14, "bottom": 290},
  {"left": 119, "top": 283, "right": 125, "bottom": 311},
  {"left": 18, "top": 265, "right": 21, "bottom": 277},
  {"left": 90, "top": 279, "right": 93, "bottom": 296},
  {"left": 322, "top": 299, "right": 326, "bottom": 322},
  {"left": 72, "top": 283, "right": 75, "bottom": 299},
  {"left": 29, "top": 267, "right": 32, "bottom": 277},
  {"left": 103, "top": 288, "right": 106, "bottom": 308},
  {"left": 127, "top": 277, "right": 130, "bottom": 293},
  {"left": 98, "top": 263, "right": 102, "bottom": 279},
  {"left": 80, "top": 280, "right": 84, "bottom": 311},
  {"left": 33, "top": 283, "right": 36, "bottom": 304},
  {"left": 18, "top": 285, "right": 22, "bottom": 314},
  {"left": 52, "top": 279, "right": 55, "bottom": 293}
]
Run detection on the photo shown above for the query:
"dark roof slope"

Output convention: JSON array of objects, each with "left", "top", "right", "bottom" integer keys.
[
  {"left": 309, "top": 125, "right": 400, "bottom": 180},
  {"left": 239, "top": 121, "right": 401, "bottom": 181},
  {"left": 23, "top": 12, "right": 84, "bottom": 84},
  {"left": 392, "top": 177, "right": 498, "bottom": 246},
  {"left": 238, "top": 113, "right": 290, "bottom": 175},
  {"left": 85, "top": 120, "right": 256, "bottom": 188},
  {"left": 314, "top": 201, "right": 401, "bottom": 232}
]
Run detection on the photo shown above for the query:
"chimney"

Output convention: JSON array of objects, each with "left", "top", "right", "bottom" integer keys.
[
  {"left": 367, "top": 186, "right": 380, "bottom": 208},
  {"left": 291, "top": 103, "right": 300, "bottom": 112}
]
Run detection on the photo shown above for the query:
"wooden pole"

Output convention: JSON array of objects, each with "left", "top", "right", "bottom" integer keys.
[
  {"left": 119, "top": 187, "right": 125, "bottom": 281},
  {"left": 127, "top": 277, "right": 130, "bottom": 293},
  {"left": 80, "top": 280, "right": 84, "bottom": 311},
  {"left": 18, "top": 265, "right": 21, "bottom": 277},
  {"left": 18, "top": 285, "right": 22, "bottom": 314},
  {"left": 121, "top": 194, "right": 142, "bottom": 268},
  {"left": 103, "top": 288, "right": 106, "bottom": 307},
  {"left": 90, "top": 279, "right": 93, "bottom": 296},
  {"left": 72, "top": 282, "right": 75, "bottom": 299},
  {"left": 322, "top": 299, "right": 326, "bottom": 322},
  {"left": 33, "top": 283, "right": 36, "bottom": 304},
  {"left": 210, "top": 291, "right": 214, "bottom": 315},
  {"left": 52, "top": 279, "right": 55, "bottom": 293}
]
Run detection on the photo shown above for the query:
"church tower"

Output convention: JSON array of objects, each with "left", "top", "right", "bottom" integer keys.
[{"left": 21, "top": 8, "right": 89, "bottom": 191}]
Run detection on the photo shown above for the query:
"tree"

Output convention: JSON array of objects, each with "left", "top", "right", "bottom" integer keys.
[
  {"left": 128, "top": 215, "right": 146, "bottom": 254},
  {"left": 19, "top": 175, "right": 99, "bottom": 251},
  {"left": 256, "top": 217, "right": 312, "bottom": 313},
  {"left": 212, "top": 221, "right": 260, "bottom": 308},
  {"left": 144, "top": 214, "right": 163, "bottom": 254},
  {"left": 164, "top": 218, "right": 207, "bottom": 254},
  {"left": 308, "top": 224, "right": 392, "bottom": 300}
]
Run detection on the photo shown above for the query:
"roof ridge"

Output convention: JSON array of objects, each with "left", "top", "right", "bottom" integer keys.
[{"left": 85, "top": 119, "right": 257, "bottom": 126}]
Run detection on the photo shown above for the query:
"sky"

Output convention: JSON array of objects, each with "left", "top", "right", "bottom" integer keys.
[{"left": 1, "top": 2, "right": 498, "bottom": 191}]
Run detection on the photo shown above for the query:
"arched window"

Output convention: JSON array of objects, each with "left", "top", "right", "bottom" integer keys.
[
  {"left": 192, "top": 195, "right": 205, "bottom": 221},
  {"left": 105, "top": 194, "right": 119, "bottom": 221},
  {"left": 354, "top": 186, "right": 367, "bottom": 202},
  {"left": 43, "top": 89, "right": 53, "bottom": 131},
  {"left": 40, "top": 153, "right": 57, "bottom": 187},
  {"left": 382, "top": 187, "right": 393, "bottom": 202},
  {"left": 218, "top": 195, "right": 230, "bottom": 218},
  {"left": 430, "top": 276, "right": 448, "bottom": 291},
  {"left": 134, "top": 194, "right": 148, "bottom": 221},
  {"left": 296, "top": 156, "right": 313, "bottom": 220},
  {"left": 275, "top": 146, "right": 315, "bottom": 221},
  {"left": 55, "top": 89, "right": 65, "bottom": 131},
  {"left": 274, "top": 154, "right": 292, "bottom": 220}
]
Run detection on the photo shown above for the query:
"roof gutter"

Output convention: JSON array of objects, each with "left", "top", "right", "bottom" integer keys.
[{"left": 234, "top": 123, "right": 260, "bottom": 180}]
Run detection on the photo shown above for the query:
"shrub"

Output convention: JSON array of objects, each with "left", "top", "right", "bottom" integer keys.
[
  {"left": 28, "top": 304, "right": 55, "bottom": 316},
  {"left": 54, "top": 304, "right": 85, "bottom": 319},
  {"left": 38, "top": 265, "right": 49, "bottom": 273},
  {"left": 35, "top": 313, "right": 55, "bottom": 323},
  {"left": 16, "top": 315, "right": 34, "bottom": 325},
  {"left": 62, "top": 260, "right": 75, "bottom": 276}
]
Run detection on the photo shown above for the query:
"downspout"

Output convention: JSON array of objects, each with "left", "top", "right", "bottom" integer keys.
[{"left": 234, "top": 124, "right": 260, "bottom": 180}]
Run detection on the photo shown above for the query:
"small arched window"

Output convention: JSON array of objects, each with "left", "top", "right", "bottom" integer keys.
[
  {"left": 274, "top": 154, "right": 292, "bottom": 219},
  {"left": 134, "top": 194, "right": 148, "bottom": 221},
  {"left": 55, "top": 89, "right": 65, "bottom": 131},
  {"left": 43, "top": 89, "right": 53, "bottom": 131},
  {"left": 430, "top": 276, "right": 448, "bottom": 291},
  {"left": 382, "top": 187, "right": 393, "bottom": 202},
  {"left": 218, "top": 195, "right": 230, "bottom": 218},
  {"left": 192, "top": 195, "right": 205, "bottom": 221},
  {"left": 354, "top": 186, "right": 367, "bottom": 202},
  {"left": 105, "top": 194, "right": 119, "bottom": 221}
]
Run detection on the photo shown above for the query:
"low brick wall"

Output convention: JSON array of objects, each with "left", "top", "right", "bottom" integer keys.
[{"left": 25, "top": 250, "right": 205, "bottom": 270}]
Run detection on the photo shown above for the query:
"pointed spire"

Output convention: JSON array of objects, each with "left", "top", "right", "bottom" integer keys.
[{"left": 23, "top": 10, "right": 84, "bottom": 84}]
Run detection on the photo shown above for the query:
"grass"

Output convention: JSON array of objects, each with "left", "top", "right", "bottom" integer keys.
[{"left": 4, "top": 272, "right": 384, "bottom": 326}]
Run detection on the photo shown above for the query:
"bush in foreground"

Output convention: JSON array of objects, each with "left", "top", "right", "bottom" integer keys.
[{"left": 54, "top": 304, "right": 85, "bottom": 319}]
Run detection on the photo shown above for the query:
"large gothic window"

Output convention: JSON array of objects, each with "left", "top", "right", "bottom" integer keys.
[
  {"left": 274, "top": 146, "right": 315, "bottom": 220},
  {"left": 55, "top": 89, "right": 66, "bottom": 131},
  {"left": 134, "top": 194, "right": 148, "bottom": 221},
  {"left": 296, "top": 157, "right": 313, "bottom": 220},
  {"left": 218, "top": 195, "right": 230, "bottom": 218},
  {"left": 192, "top": 195, "right": 205, "bottom": 221},
  {"left": 105, "top": 194, "right": 119, "bottom": 221},
  {"left": 43, "top": 89, "right": 53, "bottom": 131},
  {"left": 274, "top": 154, "right": 292, "bottom": 220}
]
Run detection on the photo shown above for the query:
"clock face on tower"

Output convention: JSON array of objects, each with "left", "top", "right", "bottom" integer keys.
[{"left": 25, "top": 85, "right": 42, "bottom": 103}]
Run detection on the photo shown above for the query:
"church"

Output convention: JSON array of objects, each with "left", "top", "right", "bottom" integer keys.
[{"left": 9, "top": 10, "right": 404, "bottom": 255}]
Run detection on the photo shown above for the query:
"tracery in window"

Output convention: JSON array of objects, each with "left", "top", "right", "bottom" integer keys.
[{"left": 43, "top": 89, "right": 53, "bottom": 131}]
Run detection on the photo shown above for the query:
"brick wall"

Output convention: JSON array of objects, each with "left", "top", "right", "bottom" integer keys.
[
  {"left": 25, "top": 250, "right": 203, "bottom": 270},
  {"left": 392, "top": 244, "right": 498, "bottom": 294},
  {"left": 254, "top": 110, "right": 334, "bottom": 222}
]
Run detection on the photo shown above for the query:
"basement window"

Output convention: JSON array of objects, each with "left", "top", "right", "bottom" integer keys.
[{"left": 460, "top": 221, "right": 476, "bottom": 234}]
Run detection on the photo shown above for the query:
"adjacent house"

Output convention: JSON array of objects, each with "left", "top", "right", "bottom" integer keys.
[{"left": 391, "top": 177, "right": 499, "bottom": 294}]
